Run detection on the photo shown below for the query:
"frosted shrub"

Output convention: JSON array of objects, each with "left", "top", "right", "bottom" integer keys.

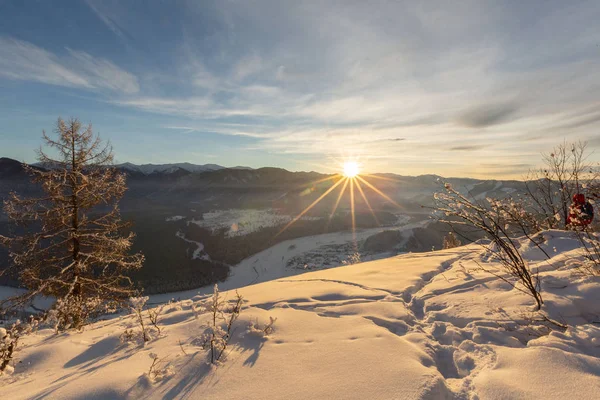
[
  {"left": 434, "top": 185, "right": 544, "bottom": 310},
  {"left": 247, "top": 316, "right": 277, "bottom": 337},
  {"left": 147, "top": 353, "right": 174, "bottom": 383},
  {"left": 47, "top": 295, "right": 105, "bottom": 332},
  {"left": 120, "top": 328, "right": 136, "bottom": 344},
  {"left": 442, "top": 232, "right": 461, "bottom": 249},
  {"left": 147, "top": 304, "right": 165, "bottom": 336},
  {"left": 574, "top": 230, "right": 600, "bottom": 276},
  {"left": 0, "top": 318, "right": 38, "bottom": 374},
  {"left": 0, "top": 325, "right": 18, "bottom": 374},
  {"left": 343, "top": 252, "right": 362, "bottom": 265},
  {"left": 168, "top": 299, "right": 183, "bottom": 312},
  {"left": 523, "top": 141, "right": 599, "bottom": 230},
  {"left": 191, "top": 302, "right": 205, "bottom": 319},
  {"left": 130, "top": 296, "right": 151, "bottom": 342},
  {"left": 201, "top": 285, "right": 243, "bottom": 364},
  {"left": 121, "top": 296, "right": 165, "bottom": 343},
  {"left": 122, "top": 296, "right": 165, "bottom": 344}
]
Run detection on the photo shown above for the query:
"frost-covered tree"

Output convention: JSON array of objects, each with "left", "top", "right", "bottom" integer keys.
[{"left": 0, "top": 118, "right": 144, "bottom": 329}]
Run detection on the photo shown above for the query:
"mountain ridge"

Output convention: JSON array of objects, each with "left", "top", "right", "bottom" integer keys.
[
  {"left": 1, "top": 157, "right": 527, "bottom": 183},
  {"left": 115, "top": 162, "right": 255, "bottom": 175}
]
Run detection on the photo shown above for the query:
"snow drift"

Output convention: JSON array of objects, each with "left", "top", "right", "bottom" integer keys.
[{"left": 1, "top": 231, "right": 599, "bottom": 399}]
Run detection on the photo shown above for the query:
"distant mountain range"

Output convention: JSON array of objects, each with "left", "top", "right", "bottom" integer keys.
[
  {"left": 1, "top": 156, "right": 528, "bottom": 214},
  {"left": 115, "top": 162, "right": 253, "bottom": 175}
]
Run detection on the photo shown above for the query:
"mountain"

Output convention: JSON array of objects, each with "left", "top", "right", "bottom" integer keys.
[
  {"left": 2, "top": 231, "right": 598, "bottom": 399},
  {"left": 115, "top": 162, "right": 252, "bottom": 175},
  {"left": 0, "top": 157, "right": 43, "bottom": 179},
  {"left": 0, "top": 158, "right": 45, "bottom": 204}
]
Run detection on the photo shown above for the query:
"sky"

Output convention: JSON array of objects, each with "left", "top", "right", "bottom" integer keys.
[{"left": 0, "top": 0, "right": 599, "bottom": 178}]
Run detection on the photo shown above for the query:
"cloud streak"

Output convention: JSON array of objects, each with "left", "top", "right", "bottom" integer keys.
[
  {"left": 0, "top": 37, "right": 138, "bottom": 94},
  {"left": 456, "top": 102, "right": 520, "bottom": 128}
]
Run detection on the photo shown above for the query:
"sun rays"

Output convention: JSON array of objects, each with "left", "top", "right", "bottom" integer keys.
[{"left": 275, "top": 161, "right": 402, "bottom": 243}]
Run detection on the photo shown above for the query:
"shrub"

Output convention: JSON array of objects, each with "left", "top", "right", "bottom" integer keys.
[
  {"left": 147, "top": 353, "right": 174, "bottom": 383},
  {"left": 247, "top": 316, "right": 277, "bottom": 337},
  {"left": 46, "top": 295, "right": 107, "bottom": 332},
  {"left": 130, "top": 296, "right": 151, "bottom": 343},
  {"left": 574, "top": 229, "right": 600, "bottom": 276},
  {"left": 434, "top": 183, "right": 543, "bottom": 310},
  {"left": 0, "top": 318, "right": 39, "bottom": 374},
  {"left": 201, "top": 285, "right": 243, "bottom": 364},
  {"left": 442, "top": 232, "right": 461, "bottom": 249},
  {"left": 343, "top": 252, "right": 362, "bottom": 265}
]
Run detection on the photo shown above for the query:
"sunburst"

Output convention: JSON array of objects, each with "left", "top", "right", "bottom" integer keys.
[
  {"left": 275, "top": 159, "right": 402, "bottom": 244},
  {"left": 343, "top": 161, "right": 360, "bottom": 178}
]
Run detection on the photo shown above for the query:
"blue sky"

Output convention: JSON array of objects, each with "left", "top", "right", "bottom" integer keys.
[{"left": 1, "top": 0, "right": 599, "bottom": 178}]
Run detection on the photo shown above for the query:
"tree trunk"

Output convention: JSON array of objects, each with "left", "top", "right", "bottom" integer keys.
[{"left": 70, "top": 132, "right": 81, "bottom": 298}]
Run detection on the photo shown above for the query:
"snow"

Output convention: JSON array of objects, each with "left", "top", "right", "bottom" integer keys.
[
  {"left": 155, "top": 217, "right": 424, "bottom": 301},
  {"left": 165, "top": 216, "right": 185, "bottom": 222},
  {"left": 0, "top": 286, "right": 54, "bottom": 312},
  {"left": 474, "top": 182, "right": 503, "bottom": 200},
  {"left": 2, "top": 231, "right": 600, "bottom": 399},
  {"left": 189, "top": 208, "right": 321, "bottom": 237}
]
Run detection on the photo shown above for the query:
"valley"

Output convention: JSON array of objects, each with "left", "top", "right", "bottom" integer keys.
[{"left": 0, "top": 158, "right": 522, "bottom": 294}]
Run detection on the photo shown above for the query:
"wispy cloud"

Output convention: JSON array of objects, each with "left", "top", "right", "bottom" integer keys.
[
  {"left": 0, "top": 37, "right": 90, "bottom": 88},
  {"left": 456, "top": 102, "right": 520, "bottom": 128},
  {"left": 450, "top": 145, "right": 488, "bottom": 151},
  {"left": 85, "top": 0, "right": 128, "bottom": 41},
  {"left": 66, "top": 49, "right": 139, "bottom": 94},
  {"left": 164, "top": 125, "right": 271, "bottom": 138},
  {"left": 0, "top": 37, "right": 138, "bottom": 94}
]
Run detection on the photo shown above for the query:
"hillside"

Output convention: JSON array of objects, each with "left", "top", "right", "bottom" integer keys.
[{"left": 1, "top": 231, "right": 599, "bottom": 399}]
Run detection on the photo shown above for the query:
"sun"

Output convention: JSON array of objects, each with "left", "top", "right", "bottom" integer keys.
[
  {"left": 275, "top": 157, "right": 402, "bottom": 240},
  {"left": 343, "top": 161, "right": 360, "bottom": 178}
]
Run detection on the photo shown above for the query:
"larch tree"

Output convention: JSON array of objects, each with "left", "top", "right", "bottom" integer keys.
[{"left": 0, "top": 118, "right": 144, "bottom": 330}]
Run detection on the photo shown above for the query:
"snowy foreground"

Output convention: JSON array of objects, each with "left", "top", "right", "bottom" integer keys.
[{"left": 2, "top": 231, "right": 600, "bottom": 399}]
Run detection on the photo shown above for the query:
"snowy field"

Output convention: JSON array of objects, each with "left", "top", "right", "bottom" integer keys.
[
  {"left": 153, "top": 218, "right": 425, "bottom": 303},
  {"left": 171, "top": 209, "right": 412, "bottom": 265},
  {"left": 1, "top": 230, "right": 600, "bottom": 399},
  {"left": 188, "top": 209, "right": 321, "bottom": 238}
]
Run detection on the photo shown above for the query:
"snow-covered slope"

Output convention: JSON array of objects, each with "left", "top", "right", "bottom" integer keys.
[{"left": 2, "top": 231, "right": 600, "bottom": 399}]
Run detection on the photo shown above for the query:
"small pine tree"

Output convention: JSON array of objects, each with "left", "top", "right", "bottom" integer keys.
[
  {"left": 442, "top": 232, "right": 461, "bottom": 249},
  {"left": 0, "top": 118, "right": 144, "bottom": 329}
]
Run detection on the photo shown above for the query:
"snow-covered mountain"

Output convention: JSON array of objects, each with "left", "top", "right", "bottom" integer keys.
[
  {"left": 115, "top": 162, "right": 226, "bottom": 174},
  {"left": 2, "top": 231, "right": 599, "bottom": 399}
]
